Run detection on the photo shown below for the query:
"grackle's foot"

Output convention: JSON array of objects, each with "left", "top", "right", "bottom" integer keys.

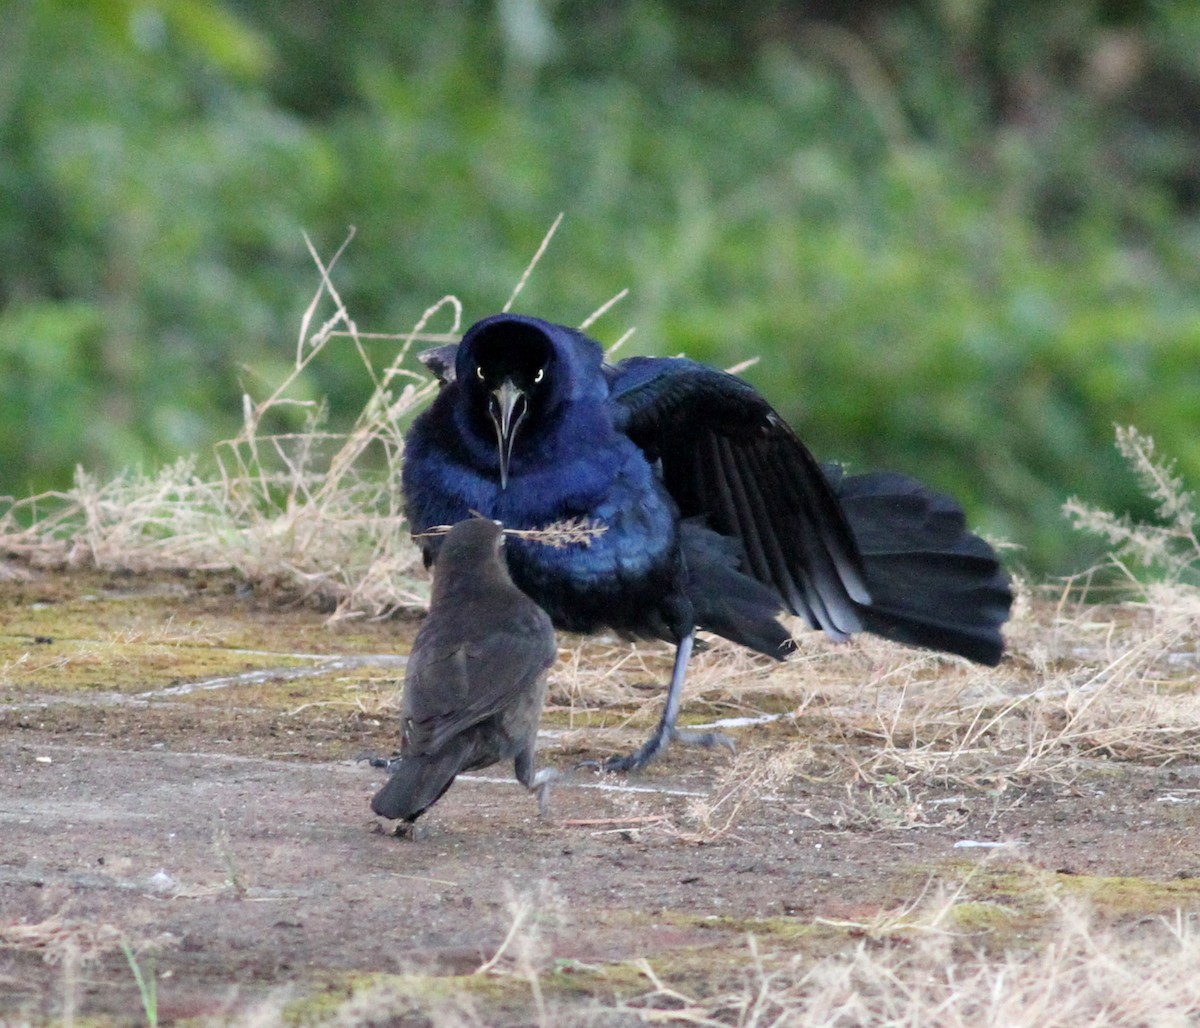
[
  {"left": 391, "top": 820, "right": 424, "bottom": 840},
  {"left": 529, "top": 767, "right": 558, "bottom": 816},
  {"left": 671, "top": 729, "right": 736, "bottom": 753},
  {"left": 356, "top": 753, "right": 399, "bottom": 772},
  {"left": 578, "top": 727, "right": 736, "bottom": 774},
  {"left": 369, "top": 815, "right": 422, "bottom": 840},
  {"left": 599, "top": 751, "right": 645, "bottom": 773}
]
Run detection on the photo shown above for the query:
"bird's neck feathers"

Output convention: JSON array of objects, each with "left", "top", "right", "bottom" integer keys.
[{"left": 430, "top": 562, "right": 515, "bottom": 607}]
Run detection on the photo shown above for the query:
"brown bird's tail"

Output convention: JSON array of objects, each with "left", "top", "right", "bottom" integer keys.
[
  {"left": 370, "top": 737, "right": 478, "bottom": 822},
  {"left": 826, "top": 467, "right": 1012, "bottom": 666}
]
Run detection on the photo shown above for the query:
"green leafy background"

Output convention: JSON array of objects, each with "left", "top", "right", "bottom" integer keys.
[{"left": 3, "top": 0, "right": 1199, "bottom": 575}]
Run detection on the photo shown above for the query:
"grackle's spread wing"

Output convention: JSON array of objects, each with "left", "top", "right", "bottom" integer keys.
[
  {"left": 609, "top": 356, "right": 871, "bottom": 639},
  {"left": 401, "top": 607, "right": 555, "bottom": 757}
]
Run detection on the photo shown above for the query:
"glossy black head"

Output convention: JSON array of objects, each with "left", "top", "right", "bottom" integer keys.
[{"left": 457, "top": 317, "right": 560, "bottom": 488}]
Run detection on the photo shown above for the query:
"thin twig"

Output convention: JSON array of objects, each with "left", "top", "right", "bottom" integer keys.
[{"left": 503, "top": 212, "right": 564, "bottom": 313}]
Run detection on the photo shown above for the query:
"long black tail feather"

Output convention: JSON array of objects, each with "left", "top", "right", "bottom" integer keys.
[{"left": 826, "top": 467, "right": 1012, "bottom": 666}]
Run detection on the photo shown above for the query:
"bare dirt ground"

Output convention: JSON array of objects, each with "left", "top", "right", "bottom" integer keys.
[{"left": 2, "top": 567, "right": 1199, "bottom": 1025}]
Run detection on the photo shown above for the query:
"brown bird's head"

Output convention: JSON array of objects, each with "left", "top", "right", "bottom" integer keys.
[{"left": 431, "top": 518, "right": 511, "bottom": 600}]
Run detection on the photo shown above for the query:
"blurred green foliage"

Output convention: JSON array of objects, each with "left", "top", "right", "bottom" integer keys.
[{"left": 2, "top": 0, "right": 1199, "bottom": 575}]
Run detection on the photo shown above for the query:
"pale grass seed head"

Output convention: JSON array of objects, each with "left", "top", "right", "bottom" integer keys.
[{"left": 617, "top": 877, "right": 1200, "bottom": 1028}]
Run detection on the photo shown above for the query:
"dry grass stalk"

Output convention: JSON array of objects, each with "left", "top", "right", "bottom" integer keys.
[
  {"left": 474, "top": 883, "right": 568, "bottom": 1027},
  {"left": 618, "top": 888, "right": 1200, "bottom": 1027},
  {"left": 549, "top": 637, "right": 677, "bottom": 725},
  {"left": 0, "top": 218, "right": 639, "bottom": 628},
  {"left": 1, "top": 239, "right": 1196, "bottom": 801},
  {"left": 415, "top": 516, "right": 609, "bottom": 550},
  {"left": 685, "top": 744, "right": 812, "bottom": 840},
  {"left": 0, "top": 913, "right": 125, "bottom": 965},
  {"left": 542, "top": 578, "right": 1196, "bottom": 795},
  {"left": 833, "top": 630, "right": 1198, "bottom": 789},
  {"left": 0, "top": 232, "right": 446, "bottom": 617},
  {"left": 1065, "top": 425, "right": 1200, "bottom": 585},
  {"left": 516, "top": 427, "right": 1196, "bottom": 792}
]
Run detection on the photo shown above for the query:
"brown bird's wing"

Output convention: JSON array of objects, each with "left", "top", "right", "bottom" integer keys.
[
  {"left": 609, "top": 355, "right": 871, "bottom": 640},
  {"left": 401, "top": 605, "right": 556, "bottom": 757}
]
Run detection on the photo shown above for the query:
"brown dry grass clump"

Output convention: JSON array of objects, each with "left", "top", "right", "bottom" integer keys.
[
  {"left": 0, "top": 233, "right": 445, "bottom": 617},
  {"left": 269, "top": 880, "right": 1200, "bottom": 1027},
  {"left": 0, "top": 218, "right": 640, "bottom": 622},
  {"left": 616, "top": 894, "right": 1200, "bottom": 1027}
]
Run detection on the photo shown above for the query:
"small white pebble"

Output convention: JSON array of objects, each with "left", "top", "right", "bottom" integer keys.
[{"left": 147, "top": 869, "right": 177, "bottom": 893}]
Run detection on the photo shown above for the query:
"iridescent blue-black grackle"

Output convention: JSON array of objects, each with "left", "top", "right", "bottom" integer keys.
[
  {"left": 369, "top": 517, "right": 558, "bottom": 825},
  {"left": 403, "top": 314, "right": 1012, "bottom": 771}
]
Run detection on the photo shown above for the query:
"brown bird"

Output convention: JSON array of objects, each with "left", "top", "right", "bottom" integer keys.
[{"left": 369, "top": 518, "right": 558, "bottom": 826}]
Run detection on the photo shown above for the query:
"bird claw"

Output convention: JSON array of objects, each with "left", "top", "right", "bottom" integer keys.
[
  {"left": 600, "top": 751, "right": 644, "bottom": 773},
  {"left": 530, "top": 767, "right": 557, "bottom": 817},
  {"left": 357, "top": 753, "right": 398, "bottom": 771},
  {"left": 391, "top": 820, "right": 424, "bottom": 841},
  {"left": 579, "top": 727, "right": 736, "bottom": 774}
]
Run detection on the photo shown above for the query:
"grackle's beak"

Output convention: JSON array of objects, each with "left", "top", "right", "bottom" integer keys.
[{"left": 489, "top": 378, "right": 527, "bottom": 489}]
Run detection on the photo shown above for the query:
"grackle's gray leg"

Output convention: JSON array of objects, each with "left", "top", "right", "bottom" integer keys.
[
  {"left": 596, "top": 629, "right": 734, "bottom": 773},
  {"left": 530, "top": 767, "right": 557, "bottom": 816},
  {"left": 516, "top": 748, "right": 558, "bottom": 815}
]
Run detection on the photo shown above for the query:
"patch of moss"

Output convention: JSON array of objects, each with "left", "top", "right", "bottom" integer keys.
[
  {"left": 0, "top": 637, "right": 312, "bottom": 694},
  {"left": 943, "top": 899, "right": 1022, "bottom": 934},
  {"left": 279, "top": 972, "right": 484, "bottom": 1025},
  {"left": 1054, "top": 872, "right": 1200, "bottom": 914},
  {"left": 902, "top": 861, "right": 1200, "bottom": 929},
  {"left": 0, "top": 570, "right": 418, "bottom": 654},
  {"left": 661, "top": 910, "right": 827, "bottom": 943},
  {"left": 277, "top": 963, "right": 654, "bottom": 1026},
  {"left": 0, "top": 572, "right": 418, "bottom": 708}
]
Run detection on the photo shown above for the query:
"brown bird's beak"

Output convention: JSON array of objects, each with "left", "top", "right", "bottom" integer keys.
[{"left": 489, "top": 378, "right": 527, "bottom": 489}]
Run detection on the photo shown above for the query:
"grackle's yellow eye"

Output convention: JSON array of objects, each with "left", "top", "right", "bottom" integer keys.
[
  {"left": 534, "top": 368, "right": 544, "bottom": 383},
  {"left": 476, "top": 366, "right": 485, "bottom": 381}
]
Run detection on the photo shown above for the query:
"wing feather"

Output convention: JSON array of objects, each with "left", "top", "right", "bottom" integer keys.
[
  {"left": 738, "top": 439, "right": 838, "bottom": 626},
  {"left": 713, "top": 434, "right": 789, "bottom": 599},
  {"left": 747, "top": 438, "right": 863, "bottom": 635},
  {"left": 402, "top": 608, "right": 555, "bottom": 756},
  {"left": 610, "top": 355, "right": 869, "bottom": 642}
]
